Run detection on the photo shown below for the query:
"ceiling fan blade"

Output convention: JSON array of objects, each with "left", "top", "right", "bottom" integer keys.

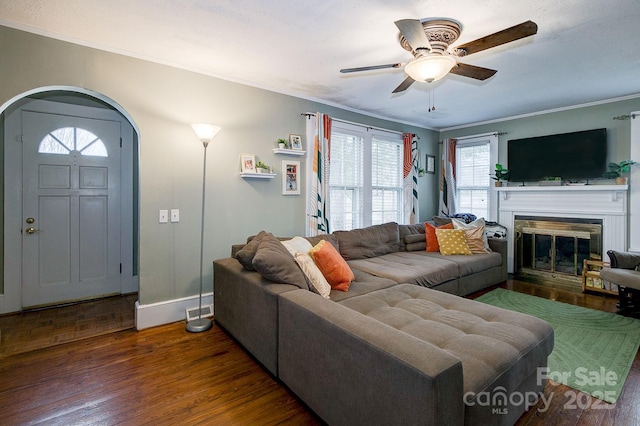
[
  {"left": 455, "top": 20, "right": 538, "bottom": 56},
  {"left": 450, "top": 63, "right": 497, "bottom": 80},
  {"left": 392, "top": 76, "right": 415, "bottom": 93},
  {"left": 395, "top": 19, "right": 431, "bottom": 51},
  {"left": 340, "top": 63, "right": 403, "bottom": 73}
]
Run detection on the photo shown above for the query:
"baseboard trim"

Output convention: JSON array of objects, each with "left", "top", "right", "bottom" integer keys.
[{"left": 135, "top": 292, "right": 213, "bottom": 330}]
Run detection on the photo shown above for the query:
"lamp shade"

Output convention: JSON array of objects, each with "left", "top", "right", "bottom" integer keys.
[
  {"left": 191, "top": 123, "right": 222, "bottom": 143},
  {"left": 404, "top": 54, "right": 457, "bottom": 83}
]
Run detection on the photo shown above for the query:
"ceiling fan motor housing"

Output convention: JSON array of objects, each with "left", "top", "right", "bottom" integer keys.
[{"left": 399, "top": 19, "right": 463, "bottom": 56}]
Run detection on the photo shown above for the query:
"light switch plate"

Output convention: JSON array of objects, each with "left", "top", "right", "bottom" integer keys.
[
  {"left": 170, "top": 209, "right": 180, "bottom": 223},
  {"left": 159, "top": 209, "right": 168, "bottom": 223}
]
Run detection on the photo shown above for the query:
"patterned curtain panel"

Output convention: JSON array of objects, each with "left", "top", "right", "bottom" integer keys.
[
  {"left": 402, "top": 133, "right": 419, "bottom": 224},
  {"left": 438, "top": 138, "right": 458, "bottom": 216},
  {"left": 305, "top": 113, "right": 332, "bottom": 236}
]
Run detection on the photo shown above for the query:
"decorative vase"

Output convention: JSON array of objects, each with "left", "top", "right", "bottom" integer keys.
[
  {"left": 278, "top": 143, "right": 286, "bottom": 149},
  {"left": 257, "top": 168, "right": 269, "bottom": 174},
  {"left": 616, "top": 177, "right": 628, "bottom": 185},
  {"left": 495, "top": 181, "right": 503, "bottom": 187}
]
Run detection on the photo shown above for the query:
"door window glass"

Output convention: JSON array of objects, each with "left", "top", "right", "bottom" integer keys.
[{"left": 38, "top": 127, "right": 108, "bottom": 157}]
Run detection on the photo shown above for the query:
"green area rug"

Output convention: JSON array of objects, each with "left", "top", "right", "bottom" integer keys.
[{"left": 476, "top": 288, "right": 640, "bottom": 403}]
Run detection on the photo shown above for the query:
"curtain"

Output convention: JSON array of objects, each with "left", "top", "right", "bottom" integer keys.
[
  {"left": 438, "top": 138, "right": 457, "bottom": 216},
  {"left": 305, "top": 113, "right": 332, "bottom": 236},
  {"left": 402, "top": 133, "right": 419, "bottom": 224}
]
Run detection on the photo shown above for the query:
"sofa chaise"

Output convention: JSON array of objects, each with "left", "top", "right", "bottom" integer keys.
[{"left": 213, "top": 222, "right": 554, "bottom": 425}]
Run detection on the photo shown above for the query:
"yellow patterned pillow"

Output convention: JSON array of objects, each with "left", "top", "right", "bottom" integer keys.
[{"left": 435, "top": 229, "right": 472, "bottom": 255}]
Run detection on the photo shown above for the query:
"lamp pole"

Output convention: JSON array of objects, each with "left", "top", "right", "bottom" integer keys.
[{"left": 186, "top": 124, "right": 221, "bottom": 333}]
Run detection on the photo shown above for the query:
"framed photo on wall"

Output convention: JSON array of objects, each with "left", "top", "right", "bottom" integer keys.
[
  {"left": 282, "top": 160, "right": 300, "bottom": 195},
  {"left": 241, "top": 153, "right": 256, "bottom": 173},
  {"left": 426, "top": 154, "right": 436, "bottom": 174},
  {"left": 289, "top": 134, "right": 303, "bottom": 150}
]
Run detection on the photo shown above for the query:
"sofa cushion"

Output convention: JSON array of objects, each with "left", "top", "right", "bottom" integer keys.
[
  {"left": 235, "top": 230, "right": 268, "bottom": 270},
  {"left": 282, "top": 236, "right": 313, "bottom": 256},
  {"left": 294, "top": 252, "right": 331, "bottom": 298},
  {"left": 404, "top": 233, "right": 427, "bottom": 251},
  {"left": 452, "top": 217, "right": 491, "bottom": 252},
  {"left": 399, "top": 223, "right": 425, "bottom": 250},
  {"left": 252, "top": 233, "right": 308, "bottom": 290},
  {"left": 338, "top": 284, "right": 554, "bottom": 398},
  {"left": 347, "top": 252, "right": 460, "bottom": 287},
  {"left": 309, "top": 240, "right": 354, "bottom": 291},
  {"left": 461, "top": 226, "right": 489, "bottom": 254},
  {"left": 425, "top": 251, "right": 503, "bottom": 277},
  {"left": 306, "top": 233, "right": 340, "bottom": 252},
  {"left": 334, "top": 222, "right": 401, "bottom": 260},
  {"left": 435, "top": 229, "right": 472, "bottom": 255},
  {"left": 425, "top": 222, "right": 453, "bottom": 252},
  {"left": 432, "top": 216, "right": 453, "bottom": 227}
]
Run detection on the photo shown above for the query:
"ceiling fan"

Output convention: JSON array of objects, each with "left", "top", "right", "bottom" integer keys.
[{"left": 340, "top": 18, "right": 538, "bottom": 93}]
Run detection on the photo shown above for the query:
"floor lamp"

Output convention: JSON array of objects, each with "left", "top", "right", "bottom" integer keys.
[{"left": 186, "top": 123, "right": 221, "bottom": 333}]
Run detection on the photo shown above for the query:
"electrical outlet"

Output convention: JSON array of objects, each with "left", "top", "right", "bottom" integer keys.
[
  {"left": 170, "top": 209, "right": 180, "bottom": 223},
  {"left": 159, "top": 209, "right": 168, "bottom": 223}
]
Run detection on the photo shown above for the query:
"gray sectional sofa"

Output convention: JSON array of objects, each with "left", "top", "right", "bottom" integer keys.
[{"left": 213, "top": 222, "right": 554, "bottom": 425}]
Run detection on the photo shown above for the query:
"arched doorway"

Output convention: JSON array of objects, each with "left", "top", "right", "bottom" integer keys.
[{"left": 1, "top": 86, "right": 139, "bottom": 314}]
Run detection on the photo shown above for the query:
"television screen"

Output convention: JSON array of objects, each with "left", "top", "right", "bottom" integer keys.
[{"left": 507, "top": 128, "right": 607, "bottom": 182}]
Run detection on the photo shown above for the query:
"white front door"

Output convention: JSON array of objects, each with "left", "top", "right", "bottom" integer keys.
[{"left": 21, "top": 110, "right": 121, "bottom": 307}]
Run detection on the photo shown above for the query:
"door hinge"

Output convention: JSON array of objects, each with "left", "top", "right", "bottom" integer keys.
[
  {"left": 120, "top": 137, "right": 122, "bottom": 148},
  {"left": 120, "top": 263, "right": 122, "bottom": 273}
]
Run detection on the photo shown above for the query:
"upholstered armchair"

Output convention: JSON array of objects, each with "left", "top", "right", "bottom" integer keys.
[{"left": 600, "top": 250, "right": 640, "bottom": 316}]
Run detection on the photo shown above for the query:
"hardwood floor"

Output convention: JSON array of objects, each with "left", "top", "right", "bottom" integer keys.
[
  {"left": 0, "top": 293, "right": 136, "bottom": 357},
  {"left": 0, "top": 280, "right": 638, "bottom": 425}
]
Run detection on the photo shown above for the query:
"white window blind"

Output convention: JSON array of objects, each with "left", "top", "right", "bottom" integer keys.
[
  {"left": 454, "top": 133, "right": 498, "bottom": 220},
  {"left": 330, "top": 123, "right": 404, "bottom": 231}
]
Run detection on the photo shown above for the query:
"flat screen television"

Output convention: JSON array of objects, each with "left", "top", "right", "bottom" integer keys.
[{"left": 507, "top": 128, "right": 607, "bottom": 182}]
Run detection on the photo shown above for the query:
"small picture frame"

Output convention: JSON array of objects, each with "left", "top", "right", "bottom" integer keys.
[
  {"left": 426, "top": 155, "right": 436, "bottom": 174},
  {"left": 241, "top": 154, "right": 256, "bottom": 173},
  {"left": 282, "top": 160, "right": 300, "bottom": 195},
  {"left": 289, "top": 134, "right": 303, "bottom": 150}
]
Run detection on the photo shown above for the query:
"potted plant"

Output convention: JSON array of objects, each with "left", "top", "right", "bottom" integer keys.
[
  {"left": 277, "top": 138, "right": 288, "bottom": 149},
  {"left": 603, "top": 160, "right": 636, "bottom": 184},
  {"left": 491, "top": 163, "right": 510, "bottom": 187},
  {"left": 256, "top": 161, "right": 271, "bottom": 173}
]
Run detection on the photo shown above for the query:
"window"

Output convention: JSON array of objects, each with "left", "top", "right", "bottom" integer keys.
[
  {"left": 38, "top": 127, "right": 108, "bottom": 157},
  {"left": 329, "top": 122, "right": 404, "bottom": 231},
  {"left": 454, "top": 133, "right": 498, "bottom": 220}
]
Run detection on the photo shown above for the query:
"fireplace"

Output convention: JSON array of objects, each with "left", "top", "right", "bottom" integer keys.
[
  {"left": 495, "top": 185, "right": 628, "bottom": 280},
  {"left": 514, "top": 216, "right": 603, "bottom": 284}
]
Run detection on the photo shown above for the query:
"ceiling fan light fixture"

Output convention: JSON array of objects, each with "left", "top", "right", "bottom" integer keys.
[{"left": 405, "top": 54, "right": 457, "bottom": 83}]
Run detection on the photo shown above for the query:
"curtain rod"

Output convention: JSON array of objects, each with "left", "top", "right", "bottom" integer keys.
[
  {"left": 301, "top": 112, "right": 418, "bottom": 139},
  {"left": 438, "top": 131, "right": 506, "bottom": 143}
]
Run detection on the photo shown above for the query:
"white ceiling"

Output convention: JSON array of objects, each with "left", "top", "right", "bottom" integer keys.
[{"left": 2, "top": 0, "right": 640, "bottom": 130}]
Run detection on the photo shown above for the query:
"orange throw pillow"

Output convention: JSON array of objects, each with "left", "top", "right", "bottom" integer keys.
[
  {"left": 425, "top": 222, "right": 453, "bottom": 252},
  {"left": 309, "top": 240, "right": 354, "bottom": 291}
]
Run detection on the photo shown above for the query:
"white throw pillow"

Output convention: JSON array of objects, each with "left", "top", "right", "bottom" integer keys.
[
  {"left": 451, "top": 217, "right": 491, "bottom": 252},
  {"left": 294, "top": 252, "right": 331, "bottom": 299},
  {"left": 281, "top": 236, "right": 313, "bottom": 256}
]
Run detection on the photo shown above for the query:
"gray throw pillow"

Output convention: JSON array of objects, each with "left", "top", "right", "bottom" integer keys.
[
  {"left": 432, "top": 216, "right": 453, "bottom": 227},
  {"left": 235, "top": 230, "right": 267, "bottom": 270},
  {"left": 252, "top": 233, "right": 309, "bottom": 290}
]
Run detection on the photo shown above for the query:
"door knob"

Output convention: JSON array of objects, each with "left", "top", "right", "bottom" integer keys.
[
  {"left": 26, "top": 217, "right": 35, "bottom": 224},
  {"left": 25, "top": 227, "right": 40, "bottom": 234}
]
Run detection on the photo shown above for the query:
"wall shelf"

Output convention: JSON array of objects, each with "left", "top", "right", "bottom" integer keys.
[
  {"left": 273, "top": 148, "right": 305, "bottom": 156},
  {"left": 240, "top": 172, "right": 275, "bottom": 179}
]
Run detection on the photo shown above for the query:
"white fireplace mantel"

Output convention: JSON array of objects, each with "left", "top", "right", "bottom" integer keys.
[{"left": 496, "top": 185, "right": 628, "bottom": 273}]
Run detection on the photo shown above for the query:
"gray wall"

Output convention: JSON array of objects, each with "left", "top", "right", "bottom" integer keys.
[
  {"left": 0, "top": 25, "right": 438, "bottom": 305},
  {"left": 440, "top": 98, "right": 640, "bottom": 172}
]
